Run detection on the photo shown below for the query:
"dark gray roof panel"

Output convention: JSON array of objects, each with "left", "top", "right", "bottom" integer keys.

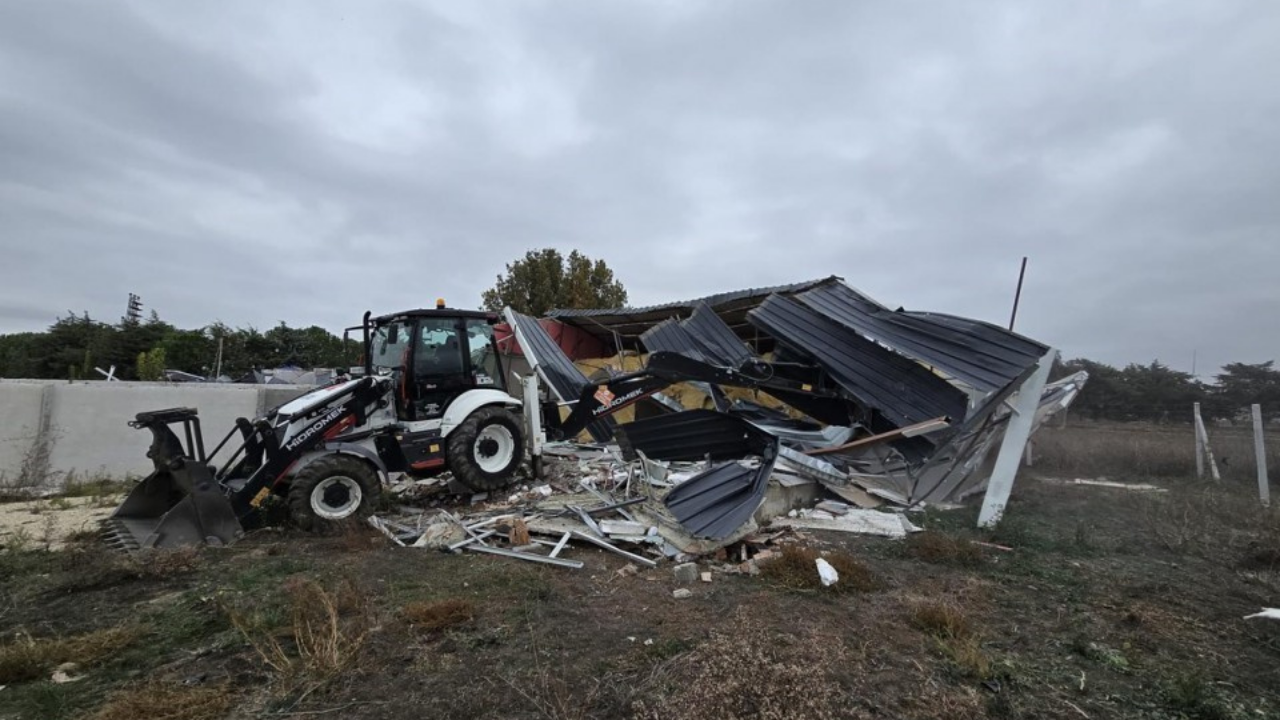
[
  {"left": 639, "top": 320, "right": 711, "bottom": 363},
  {"left": 796, "top": 283, "right": 1047, "bottom": 393},
  {"left": 615, "top": 409, "right": 774, "bottom": 462},
  {"left": 748, "top": 295, "right": 970, "bottom": 428},
  {"left": 505, "top": 309, "right": 590, "bottom": 402},
  {"left": 683, "top": 302, "right": 757, "bottom": 368},
  {"left": 504, "top": 309, "right": 615, "bottom": 442},
  {"left": 663, "top": 460, "right": 775, "bottom": 539},
  {"left": 549, "top": 276, "right": 840, "bottom": 319}
]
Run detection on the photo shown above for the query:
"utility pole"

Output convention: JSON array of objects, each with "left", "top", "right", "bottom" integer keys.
[{"left": 1008, "top": 257, "right": 1028, "bottom": 331}]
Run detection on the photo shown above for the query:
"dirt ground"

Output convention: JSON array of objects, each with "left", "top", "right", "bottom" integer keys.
[
  {"left": 0, "top": 494, "right": 121, "bottom": 550},
  {"left": 0, "top": 469, "right": 1278, "bottom": 720}
]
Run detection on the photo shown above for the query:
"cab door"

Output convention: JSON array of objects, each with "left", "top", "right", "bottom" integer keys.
[{"left": 410, "top": 317, "right": 468, "bottom": 420}]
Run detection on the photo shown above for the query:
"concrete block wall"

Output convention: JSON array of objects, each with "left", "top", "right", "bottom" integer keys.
[{"left": 0, "top": 380, "right": 309, "bottom": 487}]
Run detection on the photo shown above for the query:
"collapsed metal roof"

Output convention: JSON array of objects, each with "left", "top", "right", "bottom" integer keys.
[
  {"left": 748, "top": 294, "right": 971, "bottom": 429},
  {"left": 794, "top": 283, "right": 1047, "bottom": 393},
  {"left": 548, "top": 276, "right": 842, "bottom": 345}
]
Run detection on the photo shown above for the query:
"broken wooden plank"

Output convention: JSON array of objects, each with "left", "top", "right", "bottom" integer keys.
[{"left": 805, "top": 416, "right": 951, "bottom": 456}]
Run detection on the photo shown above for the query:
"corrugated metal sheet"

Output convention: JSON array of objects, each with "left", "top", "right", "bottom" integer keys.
[
  {"left": 683, "top": 302, "right": 757, "bottom": 368},
  {"left": 747, "top": 295, "right": 971, "bottom": 429},
  {"left": 615, "top": 409, "right": 774, "bottom": 462},
  {"left": 663, "top": 459, "right": 776, "bottom": 540},
  {"left": 639, "top": 320, "right": 712, "bottom": 363},
  {"left": 795, "top": 283, "right": 1047, "bottom": 393},
  {"left": 547, "top": 276, "right": 843, "bottom": 345},
  {"left": 503, "top": 308, "right": 615, "bottom": 442}
]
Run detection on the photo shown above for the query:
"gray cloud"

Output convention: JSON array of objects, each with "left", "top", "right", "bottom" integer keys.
[{"left": 1, "top": 0, "right": 1277, "bottom": 376}]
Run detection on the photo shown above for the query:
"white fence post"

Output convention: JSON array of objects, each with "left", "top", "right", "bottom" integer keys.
[
  {"left": 1193, "top": 403, "right": 1221, "bottom": 482},
  {"left": 1193, "top": 402, "right": 1205, "bottom": 479},
  {"left": 1252, "top": 404, "right": 1270, "bottom": 507}
]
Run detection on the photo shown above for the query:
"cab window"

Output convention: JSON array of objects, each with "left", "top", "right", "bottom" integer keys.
[
  {"left": 415, "top": 318, "right": 464, "bottom": 378},
  {"left": 465, "top": 319, "right": 504, "bottom": 391}
]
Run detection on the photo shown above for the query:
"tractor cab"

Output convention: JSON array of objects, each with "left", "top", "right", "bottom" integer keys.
[{"left": 365, "top": 305, "right": 508, "bottom": 422}]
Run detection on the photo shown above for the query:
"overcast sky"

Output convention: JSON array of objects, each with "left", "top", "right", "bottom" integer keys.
[{"left": 2, "top": 1, "right": 1277, "bottom": 375}]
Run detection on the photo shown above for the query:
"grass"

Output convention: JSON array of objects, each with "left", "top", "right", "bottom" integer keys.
[
  {"left": 906, "top": 530, "right": 984, "bottom": 566},
  {"left": 908, "top": 601, "right": 994, "bottom": 680},
  {"left": 0, "top": 625, "right": 145, "bottom": 684},
  {"left": 1163, "top": 672, "right": 1236, "bottom": 720},
  {"left": 1032, "top": 420, "right": 1280, "bottom": 482},
  {"left": 403, "top": 598, "right": 475, "bottom": 632},
  {"left": 228, "top": 577, "right": 371, "bottom": 700},
  {"left": 86, "top": 682, "right": 233, "bottom": 720},
  {"left": 757, "top": 544, "right": 879, "bottom": 594}
]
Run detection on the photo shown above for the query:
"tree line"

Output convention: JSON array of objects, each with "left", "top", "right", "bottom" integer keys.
[
  {"left": 0, "top": 312, "right": 358, "bottom": 382},
  {"left": 1055, "top": 358, "right": 1280, "bottom": 423},
  {"left": 0, "top": 248, "right": 1274, "bottom": 422}
]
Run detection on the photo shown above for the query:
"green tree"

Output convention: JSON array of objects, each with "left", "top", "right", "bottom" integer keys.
[
  {"left": 481, "top": 248, "right": 628, "bottom": 316},
  {"left": 136, "top": 347, "right": 167, "bottom": 381},
  {"left": 1210, "top": 361, "right": 1280, "bottom": 419}
]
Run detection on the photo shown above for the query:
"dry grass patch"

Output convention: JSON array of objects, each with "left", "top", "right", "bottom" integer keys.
[
  {"left": 86, "top": 681, "right": 233, "bottom": 720},
  {"left": 632, "top": 609, "right": 859, "bottom": 720},
  {"left": 403, "top": 598, "right": 475, "bottom": 632},
  {"left": 228, "top": 577, "right": 371, "bottom": 698},
  {"left": 0, "top": 625, "right": 144, "bottom": 683},
  {"left": 908, "top": 601, "right": 993, "bottom": 680},
  {"left": 907, "top": 531, "right": 984, "bottom": 567},
  {"left": 758, "top": 544, "right": 879, "bottom": 594}
]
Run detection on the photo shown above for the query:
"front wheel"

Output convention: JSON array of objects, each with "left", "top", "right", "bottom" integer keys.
[
  {"left": 287, "top": 455, "right": 381, "bottom": 533},
  {"left": 446, "top": 406, "right": 525, "bottom": 492}
]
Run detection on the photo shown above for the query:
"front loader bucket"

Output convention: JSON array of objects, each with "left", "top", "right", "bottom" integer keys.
[
  {"left": 103, "top": 459, "right": 243, "bottom": 551},
  {"left": 103, "top": 408, "right": 244, "bottom": 552}
]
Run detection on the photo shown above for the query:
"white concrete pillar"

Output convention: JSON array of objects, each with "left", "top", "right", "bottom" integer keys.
[{"left": 978, "top": 349, "right": 1057, "bottom": 528}]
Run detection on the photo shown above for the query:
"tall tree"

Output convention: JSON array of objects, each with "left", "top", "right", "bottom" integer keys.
[{"left": 481, "top": 248, "right": 628, "bottom": 316}]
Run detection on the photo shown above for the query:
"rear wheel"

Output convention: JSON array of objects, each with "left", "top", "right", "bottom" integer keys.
[
  {"left": 287, "top": 455, "right": 381, "bottom": 533},
  {"left": 447, "top": 406, "right": 525, "bottom": 492}
]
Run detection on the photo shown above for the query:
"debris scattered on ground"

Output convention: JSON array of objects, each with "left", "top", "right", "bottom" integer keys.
[
  {"left": 672, "top": 588, "right": 693, "bottom": 599},
  {"left": 815, "top": 557, "right": 839, "bottom": 587},
  {"left": 1069, "top": 478, "right": 1167, "bottom": 492},
  {"left": 1243, "top": 608, "right": 1280, "bottom": 621}
]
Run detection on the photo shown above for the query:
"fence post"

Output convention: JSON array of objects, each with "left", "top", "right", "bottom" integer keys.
[
  {"left": 1193, "top": 404, "right": 1221, "bottom": 482},
  {"left": 1194, "top": 402, "right": 1205, "bottom": 479},
  {"left": 1252, "top": 404, "right": 1270, "bottom": 507}
]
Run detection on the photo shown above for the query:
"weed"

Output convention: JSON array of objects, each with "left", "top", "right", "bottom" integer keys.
[
  {"left": 758, "top": 544, "right": 879, "bottom": 594},
  {"left": 1071, "top": 637, "right": 1131, "bottom": 673},
  {"left": 908, "top": 601, "right": 996, "bottom": 680},
  {"left": 10, "top": 681, "right": 76, "bottom": 720},
  {"left": 1163, "top": 672, "right": 1233, "bottom": 720},
  {"left": 45, "top": 496, "right": 72, "bottom": 511},
  {"left": 0, "top": 624, "right": 145, "bottom": 684},
  {"left": 4, "top": 526, "right": 33, "bottom": 552},
  {"left": 907, "top": 530, "right": 984, "bottom": 567},
  {"left": 86, "top": 681, "right": 233, "bottom": 720},
  {"left": 228, "top": 577, "right": 371, "bottom": 700},
  {"left": 403, "top": 598, "right": 475, "bottom": 632},
  {"left": 629, "top": 609, "right": 851, "bottom": 720},
  {"left": 909, "top": 601, "right": 974, "bottom": 640}
]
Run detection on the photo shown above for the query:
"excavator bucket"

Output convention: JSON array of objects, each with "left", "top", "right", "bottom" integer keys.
[{"left": 102, "top": 409, "right": 244, "bottom": 552}]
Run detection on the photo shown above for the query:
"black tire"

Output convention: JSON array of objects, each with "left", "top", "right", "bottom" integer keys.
[
  {"left": 287, "top": 454, "right": 381, "bottom": 534},
  {"left": 446, "top": 406, "right": 525, "bottom": 492}
]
